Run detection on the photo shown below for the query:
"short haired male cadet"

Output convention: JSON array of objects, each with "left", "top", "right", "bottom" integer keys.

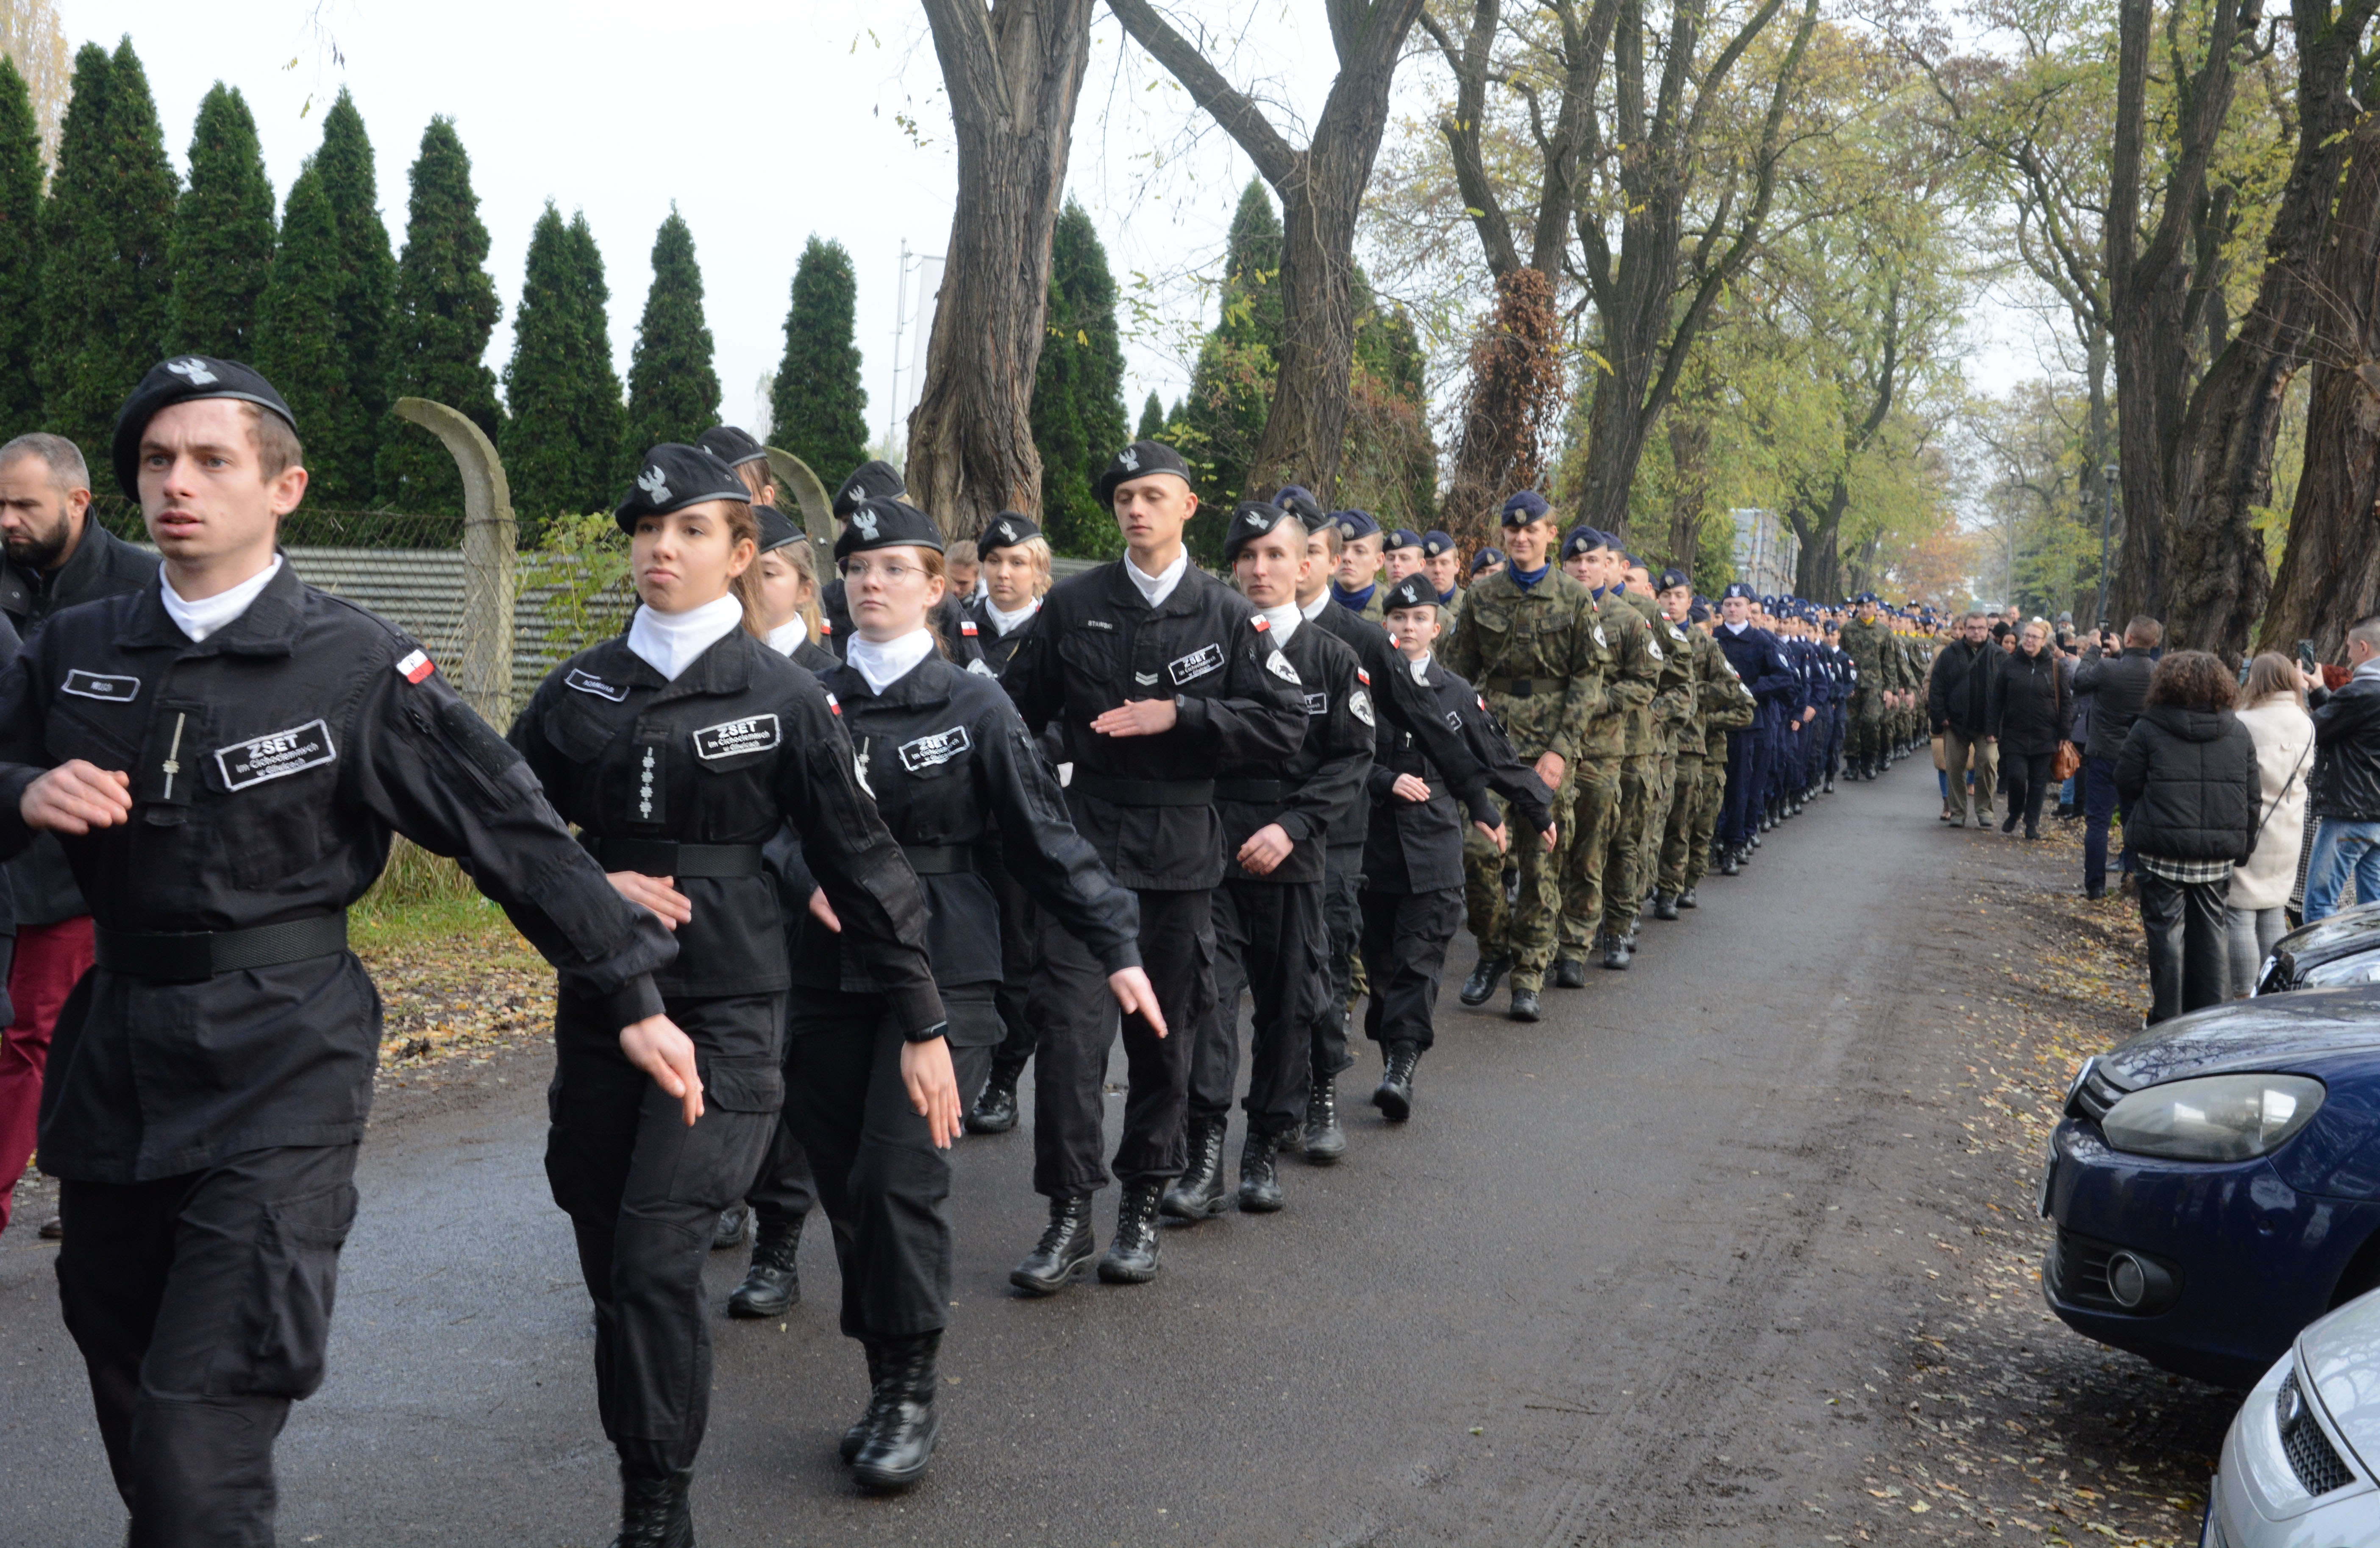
[
  {"left": 1380, "top": 526, "right": 1426, "bottom": 585},
  {"left": 1420, "top": 529, "right": 1463, "bottom": 623},
  {"left": 0, "top": 357, "right": 684, "bottom": 1547},
  {"left": 1710, "top": 582, "right": 1797, "bottom": 873},
  {"left": 1445, "top": 490, "right": 1602, "bottom": 1022},
  {"left": 999, "top": 440, "right": 1306, "bottom": 1292},
  {"left": 0, "top": 431, "right": 157, "bottom": 1238},
  {"left": 1327, "top": 507, "right": 1388, "bottom": 623}
]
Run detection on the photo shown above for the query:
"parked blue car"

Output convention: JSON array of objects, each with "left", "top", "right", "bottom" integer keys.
[{"left": 2044, "top": 986, "right": 2380, "bottom": 1388}]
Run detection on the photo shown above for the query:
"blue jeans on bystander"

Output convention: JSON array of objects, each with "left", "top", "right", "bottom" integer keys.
[
  {"left": 2083, "top": 756, "right": 2130, "bottom": 897},
  {"left": 2302, "top": 817, "right": 2380, "bottom": 923}
]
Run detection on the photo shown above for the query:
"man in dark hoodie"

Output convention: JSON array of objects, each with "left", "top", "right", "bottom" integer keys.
[
  {"left": 2074, "top": 615, "right": 2163, "bottom": 898},
  {"left": 1927, "top": 610, "right": 2002, "bottom": 829}
]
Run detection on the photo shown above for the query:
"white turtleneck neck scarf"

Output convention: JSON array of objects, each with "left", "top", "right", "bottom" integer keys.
[
  {"left": 1408, "top": 650, "right": 1433, "bottom": 683},
  {"left": 164, "top": 554, "right": 283, "bottom": 642},
  {"left": 845, "top": 626, "right": 937, "bottom": 696},
  {"left": 767, "top": 615, "right": 810, "bottom": 657},
  {"left": 1254, "top": 600, "right": 1301, "bottom": 646},
  {"left": 627, "top": 592, "right": 744, "bottom": 681},
  {"left": 985, "top": 595, "right": 1041, "bottom": 636}
]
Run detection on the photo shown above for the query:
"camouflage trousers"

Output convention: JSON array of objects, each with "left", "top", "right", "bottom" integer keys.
[
  {"left": 1635, "top": 748, "right": 1678, "bottom": 906},
  {"left": 1684, "top": 756, "right": 1727, "bottom": 890},
  {"left": 1555, "top": 754, "right": 1626, "bottom": 957},
  {"left": 1601, "top": 754, "right": 1657, "bottom": 935},
  {"left": 1462, "top": 768, "right": 1578, "bottom": 990},
  {"left": 1846, "top": 690, "right": 1885, "bottom": 763},
  {"left": 1658, "top": 752, "right": 1707, "bottom": 894}
]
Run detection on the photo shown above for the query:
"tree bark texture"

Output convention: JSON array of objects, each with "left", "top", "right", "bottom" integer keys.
[
  {"left": 1437, "top": 267, "right": 1568, "bottom": 549},
  {"left": 906, "top": 0, "right": 1096, "bottom": 539}
]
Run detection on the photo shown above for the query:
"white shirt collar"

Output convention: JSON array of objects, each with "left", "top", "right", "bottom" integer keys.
[
  {"left": 1722, "top": 619, "right": 1749, "bottom": 635},
  {"left": 844, "top": 626, "right": 938, "bottom": 696},
  {"left": 1299, "top": 590, "right": 1331, "bottom": 621},
  {"left": 626, "top": 592, "right": 745, "bottom": 681},
  {"left": 985, "top": 595, "right": 1041, "bottom": 636},
  {"left": 766, "top": 615, "right": 809, "bottom": 657},
  {"left": 1255, "top": 601, "right": 1301, "bottom": 645},
  {"left": 1124, "top": 547, "right": 1190, "bottom": 609},
  {"left": 1407, "top": 650, "right": 1432, "bottom": 684},
  {"left": 161, "top": 554, "right": 284, "bottom": 643}
]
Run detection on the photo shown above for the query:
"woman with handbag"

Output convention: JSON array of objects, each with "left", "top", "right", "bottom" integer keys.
[
  {"left": 2230, "top": 653, "right": 2316, "bottom": 992},
  {"left": 1990, "top": 619, "right": 2073, "bottom": 838}
]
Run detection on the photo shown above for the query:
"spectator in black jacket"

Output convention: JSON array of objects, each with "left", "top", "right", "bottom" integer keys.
[
  {"left": 2302, "top": 613, "right": 2380, "bottom": 920},
  {"left": 2115, "top": 651, "right": 2260, "bottom": 1022},
  {"left": 2074, "top": 615, "right": 2161, "bottom": 898},
  {"left": 1928, "top": 610, "right": 2002, "bottom": 827},
  {"left": 1992, "top": 619, "right": 2073, "bottom": 839}
]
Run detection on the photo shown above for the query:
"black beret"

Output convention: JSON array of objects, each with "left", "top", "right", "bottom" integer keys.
[
  {"left": 613, "top": 444, "right": 751, "bottom": 534},
  {"left": 833, "top": 459, "right": 906, "bottom": 520},
  {"left": 697, "top": 425, "right": 769, "bottom": 469},
  {"left": 979, "top": 512, "right": 1043, "bottom": 555},
  {"left": 1273, "top": 484, "right": 1325, "bottom": 526},
  {"left": 1381, "top": 574, "right": 1437, "bottom": 614},
  {"left": 833, "top": 498, "right": 945, "bottom": 562},
  {"left": 1223, "top": 500, "right": 1298, "bottom": 564},
  {"left": 756, "top": 503, "right": 802, "bottom": 554},
  {"left": 1092, "top": 440, "right": 1193, "bottom": 507},
  {"left": 1421, "top": 530, "right": 1456, "bottom": 558},
  {"left": 1471, "top": 546, "right": 1507, "bottom": 574},
  {"left": 113, "top": 355, "right": 298, "bottom": 499},
  {"left": 1501, "top": 490, "right": 1550, "bottom": 526},
  {"left": 1656, "top": 567, "right": 1692, "bottom": 592}
]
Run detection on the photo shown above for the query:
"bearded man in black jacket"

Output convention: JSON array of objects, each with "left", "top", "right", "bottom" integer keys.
[{"left": 1928, "top": 610, "right": 2003, "bottom": 829}]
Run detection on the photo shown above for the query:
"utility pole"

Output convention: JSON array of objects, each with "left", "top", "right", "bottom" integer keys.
[
  {"left": 887, "top": 238, "right": 909, "bottom": 452},
  {"left": 2094, "top": 463, "right": 2118, "bottom": 629}
]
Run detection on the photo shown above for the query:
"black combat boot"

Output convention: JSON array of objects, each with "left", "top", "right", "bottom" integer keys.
[
  {"left": 1302, "top": 1069, "right": 1346, "bottom": 1164},
  {"left": 1373, "top": 1041, "right": 1421, "bottom": 1121},
  {"left": 966, "top": 1066, "right": 1021, "bottom": 1135},
  {"left": 1677, "top": 886, "right": 1698, "bottom": 909},
  {"left": 1719, "top": 846, "right": 1741, "bottom": 876},
  {"left": 726, "top": 1215, "right": 800, "bottom": 1318},
  {"left": 1823, "top": 773, "right": 1836, "bottom": 793},
  {"left": 710, "top": 1204, "right": 749, "bottom": 1252},
  {"left": 1237, "top": 1129, "right": 1285, "bottom": 1212},
  {"left": 1551, "top": 956, "right": 1588, "bottom": 988},
  {"left": 1601, "top": 935, "right": 1632, "bottom": 971},
  {"left": 1098, "top": 1182, "right": 1165, "bottom": 1284},
  {"left": 1009, "top": 1194, "right": 1095, "bottom": 1296},
  {"left": 851, "top": 1331, "right": 941, "bottom": 1492},
  {"left": 1160, "top": 1114, "right": 1230, "bottom": 1222},
  {"left": 1652, "top": 892, "right": 1679, "bottom": 921},
  {"left": 1459, "top": 955, "right": 1509, "bottom": 1006},
  {"left": 611, "top": 1466, "right": 694, "bottom": 1548},
  {"left": 1507, "top": 985, "right": 1541, "bottom": 1022},
  {"left": 839, "top": 1342, "right": 884, "bottom": 1463}
]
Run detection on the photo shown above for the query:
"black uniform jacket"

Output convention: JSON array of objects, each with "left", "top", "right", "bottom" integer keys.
[
  {"left": 1306, "top": 599, "right": 1502, "bottom": 837},
  {"left": 964, "top": 593, "right": 1040, "bottom": 676},
  {"left": 511, "top": 626, "right": 943, "bottom": 1032},
  {"left": 1364, "top": 658, "right": 1554, "bottom": 894},
  {"left": 1001, "top": 560, "right": 1308, "bottom": 891},
  {"left": 1214, "top": 618, "right": 1371, "bottom": 885},
  {"left": 820, "top": 580, "right": 985, "bottom": 673},
  {"left": 787, "top": 634, "right": 837, "bottom": 675},
  {"left": 0, "top": 564, "right": 677, "bottom": 1183},
  {"left": 781, "top": 652, "right": 1140, "bottom": 993}
]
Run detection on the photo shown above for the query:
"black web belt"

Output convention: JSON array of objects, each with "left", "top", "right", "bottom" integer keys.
[
  {"left": 587, "top": 837, "right": 766, "bottom": 878},
  {"left": 901, "top": 844, "right": 979, "bottom": 876},
  {"left": 1213, "top": 778, "right": 1289, "bottom": 803},
  {"left": 96, "top": 912, "right": 349, "bottom": 983},
  {"left": 1072, "top": 771, "right": 1217, "bottom": 807},
  {"left": 1485, "top": 675, "right": 1557, "bottom": 697}
]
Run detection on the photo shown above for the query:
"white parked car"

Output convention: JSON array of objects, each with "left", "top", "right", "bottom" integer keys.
[{"left": 2208, "top": 1286, "right": 2380, "bottom": 1544}]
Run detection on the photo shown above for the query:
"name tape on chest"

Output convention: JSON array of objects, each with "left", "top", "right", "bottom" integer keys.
[
  {"left": 692, "top": 714, "right": 781, "bottom": 761},
  {"left": 1170, "top": 643, "right": 1226, "bottom": 685},
  {"left": 395, "top": 649, "right": 436, "bottom": 684},
  {"left": 1263, "top": 648, "right": 1300, "bottom": 685},
  {"left": 60, "top": 669, "right": 139, "bottom": 703},
  {"left": 1302, "top": 691, "right": 1329, "bottom": 716},
  {"left": 898, "top": 725, "right": 973, "bottom": 772},
  {"left": 1083, "top": 617, "right": 1115, "bottom": 632},
  {"left": 215, "top": 719, "right": 336, "bottom": 791},
  {"left": 567, "top": 668, "right": 629, "bottom": 702}
]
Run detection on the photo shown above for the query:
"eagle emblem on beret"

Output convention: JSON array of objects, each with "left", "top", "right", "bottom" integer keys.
[
  {"left": 166, "top": 357, "right": 218, "bottom": 386},
  {"left": 997, "top": 521, "right": 1015, "bottom": 541},
  {"left": 854, "top": 507, "right": 880, "bottom": 538},
  {"left": 1119, "top": 447, "right": 1140, "bottom": 471},
  {"left": 636, "top": 465, "right": 670, "bottom": 504}
]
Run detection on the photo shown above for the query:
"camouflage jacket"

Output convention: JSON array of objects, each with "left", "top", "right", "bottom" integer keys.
[
  {"left": 1628, "top": 591, "right": 1696, "bottom": 754},
  {"left": 1444, "top": 568, "right": 1605, "bottom": 764},
  {"left": 1839, "top": 617, "right": 1893, "bottom": 698}
]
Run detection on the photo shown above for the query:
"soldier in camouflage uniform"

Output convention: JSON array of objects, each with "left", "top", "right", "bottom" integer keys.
[
  {"left": 1678, "top": 604, "right": 1758, "bottom": 899},
  {"left": 1644, "top": 568, "right": 1705, "bottom": 919},
  {"left": 1604, "top": 553, "right": 1674, "bottom": 969},
  {"left": 1447, "top": 492, "right": 1601, "bottom": 1022},
  {"left": 1548, "top": 529, "right": 1656, "bottom": 983},
  {"left": 1836, "top": 593, "right": 1892, "bottom": 780}
]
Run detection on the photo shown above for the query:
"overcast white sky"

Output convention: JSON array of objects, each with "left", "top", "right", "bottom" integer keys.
[{"left": 59, "top": 0, "right": 2038, "bottom": 465}]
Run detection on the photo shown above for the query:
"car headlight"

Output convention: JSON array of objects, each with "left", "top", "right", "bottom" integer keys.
[
  {"left": 2099, "top": 1073, "right": 2326, "bottom": 1161},
  {"left": 2299, "top": 954, "right": 2380, "bottom": 989}
]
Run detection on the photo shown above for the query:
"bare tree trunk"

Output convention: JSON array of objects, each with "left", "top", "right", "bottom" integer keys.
[
  {"left": 2262, "top": 114, "right": 2380, "bottom": 663},
  {"left": 1438, "top": 268, "right": 1568, "bottom": 548},
  {"left": 1665, "top": 394, "right": 1711, "bottom": 571},
  {"left": 906, "top": 0, "right": 1096, "bottom": 538},
  {"left": 1109, "top": 0, "right": 1425, "bottom": 501},
  {"left": 1788, "top": 476, "right": 1849, "bottom": 599}
]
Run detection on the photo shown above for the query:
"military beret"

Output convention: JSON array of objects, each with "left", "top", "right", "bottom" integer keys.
[
  {"left": 1092, "top": 440, "right": 1193, "bottom": 507},
  {"left": 1689, "top": 602, "right": 1711, "bottom": 623},
  {"left": 1560, "top": 526, "right": 1598, "bottom": 561},
  {"left": 832, "top": 459, "right": 906, "bottom": 520},
  {"left": 1384, "top": 527, "right": 1424, "bottom": 552},
  {"left": 1421, "top": 530, "right": 1456, "bottom": 558},
  {"left": 1501, "top": 490, "right": 1551, "bottom": 526},
  {"left": 1471, "top": 546, "right": 1507, "bottom": 574},
  {"left": 113, "top": 355, "right": 298, "bottom": 499},
  {"left": 696, "top": 424, "right": 769, "bottom": 469},
  {"left": 978, "top": 512, "right": 1042, "bottom": 555},
  {"left": 834, "top": 497, "right": 945, "bottom": 562},
  {"left": 1331, "top": 508, "right": 1381, "bottom": 542},
  {"left": 756, "top": 504, "right": 803, "bottom": 554},
  {"left": 1656, "top": 567, "right": 1692, "bottom": 592},
  {"left": 1381, "top": 574, "right": 1437, "bottom": 614},
  {"left": 1823, "top": 618, "right": 1842, "bottom": 633},
  {"left": 614, "top": 444, "right": 752, "bottom": 534},
  {"left": 1223, "top": 500, "right": 1300, "bottom": 564},
  {"left": 1720, "top": 582, "right": 1756, "bottom": 601},
  {"left": 1273, "top": 484, "right": 1326, "bottom": 526},
  {"left": 1622, "top": 552, "right": 1644, "bottom": 570}
]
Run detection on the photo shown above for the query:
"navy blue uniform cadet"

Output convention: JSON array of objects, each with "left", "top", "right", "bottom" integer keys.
[
  {"left": 1000, "top": 440, "right": 1307, "bottom": 1293},
  {"left": 1711, "top": 583, "right": 1795, "bottom": 874},
  {"left": 1168, "top": 501, "right": 1370, "bottom": 1221},
  {"left": 778, "top": 496, "right": 1146, "bottom": 1489},
  {"left": 0, "top": 357, "right": 681, "bottom": 1548},
  {"left": 511, "top": 444, "right": 944, "bottom": 1544},
  {"left": 1363, "top": 575, "right": 1553, "bottom": 1119}
]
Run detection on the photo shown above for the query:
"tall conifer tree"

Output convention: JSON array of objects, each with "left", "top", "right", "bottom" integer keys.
[
  {"left": 768, "top": 236, "right": 866, "bottom": 483},
  {"left": 0, "top": 57, "right": 45, "bottom": 435},
  {"left": 1029, "top": 201, "right": 1128, "bottom": 557},
  {"left": 1177, "top": 178, "right": 1284, "bottom": 548},
  {"left": 620, "top": 209, "right": 719, "bottom": 459},
  {"left": 503, "top": 203, "right": 622, "bottom": 516},
  {"left": 1136, "top": 391, "right": 1165, "bottom": 444},
  {"left": 566, "top": 213, "right": 624, "bottom": 507},
  {"left": 167, "top": 84, "right": 274, "bottom": 358},
  {"left": 313, "top": 89, "right": 394, "bottom": 507},
  {"left": 375, "top": 116, "right": 501, "bottom": 514},
  {"left": 253, "top": 168, "right": 345, "bottom": 461}
]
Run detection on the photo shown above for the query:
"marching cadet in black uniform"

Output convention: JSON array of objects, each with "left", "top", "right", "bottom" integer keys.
[
  {"left": 816, "top": 460, "right": 984, "bottom": 673},
  {"left": 1168, "top": 502, "right": 1370, "bottom": 1218},
  {"left": 0, "top": 358, "right": 684, "bottom": 1548},
  {"left": 511, "top": 443, "right": 945, "bottom": 1542},
  {"left": 1000, "top": 440, "right": 1307, "bottom": 1292},
  {"left": 1364, "top": 575, "right": 1553, "bottom": 1117},
  {"left": 751, "top": 504, "right": 835, "bottom": 673},
  {"left": 779, "top": 496, "right": 1148, "bottom": 1487}
]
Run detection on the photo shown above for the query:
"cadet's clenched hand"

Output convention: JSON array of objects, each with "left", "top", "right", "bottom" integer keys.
[
  {"left": 1532, "top": 751, "right": 1566, "bottom": 789},
  {"left": 1090, "top": 699, "right": 1178, "bottom": 738},
  {"left": 1236, "top": 822, "right": 1294, "bottom": 874},
  {"left": 608, "top": 871, "right": 691, "bottom": 930},
  {"left": 620, "top": 1014, "right": 703, "bottom": 1126},
  {"left": 1393, "top": 774, "right": 1432, "bottom": 804},
  {"left": 22, "top": 760, "right": 131, "bottom": 834}
]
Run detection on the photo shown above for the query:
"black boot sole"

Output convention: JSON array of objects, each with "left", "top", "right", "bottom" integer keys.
[
  {"left": 1371, "top": 1083, "right": 1412, "bottom": 1122},
  {"left": 1301, "top": 1129, "right": 1346, "bottom": 1164},
  {"left": 963, "top": 1106, "right": 1018, "bottom": 1136},
  {"left": 726, "top": 1284, "right": 796, "bottom": 1318},
  {"left": 1457, "top": 967, "right": 1505, "bottom": 1007},
  {"left": 1237, "top": 1184, "right": 1284, "bottom": 1213},
  {"left": 1158, "top": 1187, "right": 1229, "bottom": 1223},
  {"left": 1096, "top": 1251, "right": 1160, "bottom": 1285},
  {"left": 852, "top": 1410, "right": 939, "bottom": 1492},
  {"left": 1009, "top": 1242, "right": 1095, "bottom": 1297}
]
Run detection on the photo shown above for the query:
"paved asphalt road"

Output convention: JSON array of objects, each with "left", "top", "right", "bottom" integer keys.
[{"left": 3, "top": 758, "right": 1963, "bottom": 1547}]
